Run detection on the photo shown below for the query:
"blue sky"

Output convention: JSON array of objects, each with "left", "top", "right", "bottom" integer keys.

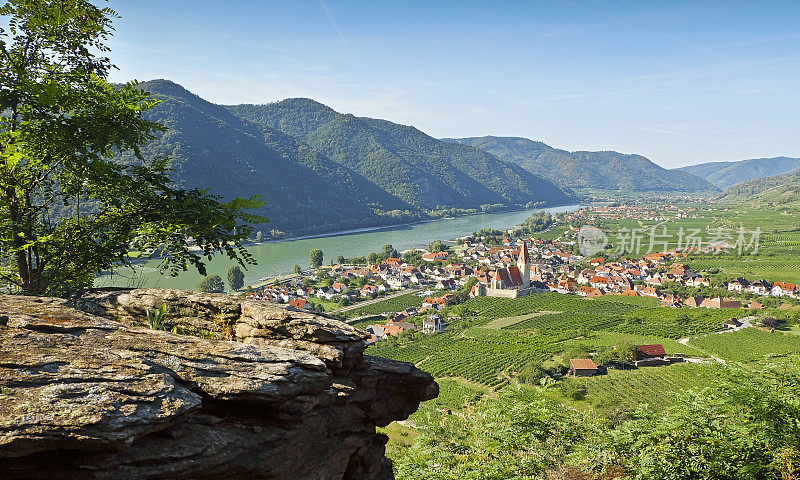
[{"left": 107, "top": 0, "right": 800, "bottom": 168}]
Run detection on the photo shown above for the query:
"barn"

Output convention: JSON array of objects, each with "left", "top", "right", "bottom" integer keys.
[{"left": 569, "top": 358, "right": 599, "bottom": 377}]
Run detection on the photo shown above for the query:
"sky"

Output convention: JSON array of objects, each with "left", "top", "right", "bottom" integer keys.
[{"left": 106, "top": 0, "right": 800, "bottom": 168}]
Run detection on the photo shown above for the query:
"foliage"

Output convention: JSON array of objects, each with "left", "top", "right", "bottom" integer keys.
[
  {"left": 227, "top": 265, "right": 244, "bottom": 291},
  {"left": 395, "top": 368, "right": 800, "bottom": 480},
  {"left": 146, "top": 303, "right": 168, "bottom": 330},
  {"left": 612, "top": 372, "right": 800, "bottom": 480},
  {"left": 449, "top": 276, "right": 477, "bottom": 305},
  {"left": 0, "top": 2, "right": 263, "bottom": 295},
  {"left": 228, "top": 100, "right": 571, "bottom": 212},
  {"left": 513, "top": 211, "right": 554, "bottom": 236},
  {"left": 294, "top": 264, "right": 302, "bottom": 274},
  {"left": 394, "top": 385, "right": 593, "bottom": 479},
  {"left": 427, "top": 240, "right": 447, "bottom": 253},
  {"left": 196, "top": 274, "right": 224, "bottom": 293},
  {"left": 309, "top": 249, "right": 323, "bottom": 268},
  {"left": 716, "top": 171, "right": 800, "bottom": 207}
]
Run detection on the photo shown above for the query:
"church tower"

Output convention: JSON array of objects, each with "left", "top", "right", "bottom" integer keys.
[{"left": 517, "top": 241, "right": 531, "bottom": 287}]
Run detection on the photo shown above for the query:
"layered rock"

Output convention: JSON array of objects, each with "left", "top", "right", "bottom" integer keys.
[{"left": 0, "top": 290, "right": 437, "bottom": 479}]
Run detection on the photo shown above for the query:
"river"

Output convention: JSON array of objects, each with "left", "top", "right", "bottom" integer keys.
[{"left": 96, "top": 204, "right": 580, "bottom": 290}]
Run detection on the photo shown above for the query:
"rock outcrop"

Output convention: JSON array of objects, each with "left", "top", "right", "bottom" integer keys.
[{"left": 0, "top": 289, "right": 437, "bottom": 479}]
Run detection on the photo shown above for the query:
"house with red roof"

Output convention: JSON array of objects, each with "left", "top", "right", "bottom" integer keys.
[
  {"left": 569, "top": 358, "right": 598, "bottom": 377},
  {"left": 772, "top": 281, "right": 797, "bottom": 297}
]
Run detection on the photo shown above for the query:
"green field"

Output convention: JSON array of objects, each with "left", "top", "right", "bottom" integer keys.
[
  {"left": 366, "top": 292, "right": 736, "bottom": 389},
  {"left": 343, "top": 291, "right": 425, "bottom": 318},
  {"left": 689, "top": 328, "right": 800, "bottom": 365},
  {"left": 557, "top": 362, "right": 731, "bottom": 411}
]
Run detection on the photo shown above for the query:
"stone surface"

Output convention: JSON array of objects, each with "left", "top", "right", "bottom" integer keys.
[{"left": 0, "top": 290, "right": 437, "bottom": 479}]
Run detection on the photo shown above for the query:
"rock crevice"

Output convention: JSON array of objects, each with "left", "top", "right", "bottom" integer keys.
[{"left": 0, "top": 290, "right": 437, "bottom": 479}]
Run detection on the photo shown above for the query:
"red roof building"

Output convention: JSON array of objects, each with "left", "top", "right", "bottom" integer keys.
[
  {"left": 570, "top": 358, "right": 598, "bottom": 377},
  {"left": 636, "top": 344, "right": 667, "bottom": 360}
]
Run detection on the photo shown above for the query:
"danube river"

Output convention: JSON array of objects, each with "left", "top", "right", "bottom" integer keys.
[{"left": 96, "top": 205, "right": 580, "bottom": 290}]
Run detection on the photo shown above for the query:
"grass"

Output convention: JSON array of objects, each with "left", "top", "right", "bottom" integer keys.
[
  {"left": 481, "top": 310, "right": 560, "bottom": 329},
  {"left": 304, "top": 296, "right": 341, "bottom": 312}
]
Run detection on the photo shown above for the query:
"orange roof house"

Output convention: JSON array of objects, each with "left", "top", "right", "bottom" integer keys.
[{"left": 570, "top": 358, "right": 598, "bottom": 377}]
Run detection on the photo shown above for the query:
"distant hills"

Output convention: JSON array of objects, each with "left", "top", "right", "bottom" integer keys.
[
  {"left": 227, "top": 100, "right": 569, "bottom": 210},
  {"left": 124, "top": 80, "right": 793, "bottom": 237},
  {"left": 445, "top": 136, "right": 717, "bottom": 193},
  {"left": 124, "top": 80, "right": 572, "bottom": 237},
  {"left": 716, "top": 171, "right": 800, "bottom": 207},
  {"left": 678, "top": 156, "right": 800, "bottom": 189}
]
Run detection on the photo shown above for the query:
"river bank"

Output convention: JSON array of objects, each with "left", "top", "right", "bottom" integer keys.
[{"left": 96, "top": 205, "right": 582, "bottom": 290}]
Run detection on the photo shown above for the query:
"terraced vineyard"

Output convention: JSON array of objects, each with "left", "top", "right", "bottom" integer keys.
[
  {"left": 366, "top": 292, "right": 730, "bottom": 388},
  {"left": 559, "top": 363, "right": 730, "bottom": 411},
  {"left": 343, "top": 292, "right": 424, "bottom": 318},
  {"left": 689, "top": 328, "right": 800, "bottom": 364}
]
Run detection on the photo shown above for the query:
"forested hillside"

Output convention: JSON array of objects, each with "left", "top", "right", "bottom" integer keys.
[
  {"left": 227, "top": 100, "right": 571, "bottom": 210},
  {"left": 121, "top": 81, "right": 573, "bottom": 237},
  {"left": 121, "top": 80, "right": 417, "bottom": 236},
  {"left": 716, "top": 170, "right": 800, "bottom": 206},
  {"left": 679, "top": 156, "right": 800, "bottom": 189},
  {"left": 447, "top": 135, "right": 717, "bottom": 193}
]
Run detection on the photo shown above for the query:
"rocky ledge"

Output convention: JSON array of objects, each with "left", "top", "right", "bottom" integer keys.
[{"left": 0, "top": 289, "right": 437, "bottom": 480}]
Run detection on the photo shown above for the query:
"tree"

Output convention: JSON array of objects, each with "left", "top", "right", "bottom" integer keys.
[
  {"left": 227, "top": 265, "right": 244, "bottom": 291},
  {"left": 382, "top": 244, "right": 399, "bottom": 259},
  {"left": 367, "top": 252, "right": 379, "bottom": 265},
  {"left": 197, "top": 275, "right": 224, "bottom": 293},
  {"left": 294, "top": 264, "right": 302, "bottom": 274},
  {"left": 428, "top": 240, "right": 446, "bottom": 253},
  {"left": 0, "top": 1, "right": 264, "bottom": 295},
  {"left": 336, "top": 255, "right": 346, "bottom": 265},
  {"left": 309, "top": 249, "right": 323, "bottom": 268}
]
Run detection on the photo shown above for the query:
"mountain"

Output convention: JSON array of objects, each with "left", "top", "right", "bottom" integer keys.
[
  {"left": 444, "top": 136, "right": 718, "bottom": 193},
  {"left": 226, "top": 101, "right": 571, "bottom": 210},
  {"left": 716, "top": 171, "right": 800, "bottom": 206},
  {"left": 677, "top": 156, "right": 800, "bottom": 189},
  {"left": 121, "top": 80, "right": 571, "bottom": 237}
]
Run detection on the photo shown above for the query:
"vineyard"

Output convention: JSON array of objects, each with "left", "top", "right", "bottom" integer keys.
[
  {"left": 366, "top": 292, "right": 732, "bottom": 388},
  {"left": 558, "top": 363, "right": 731, "bottom": 412},
  {"left": 343, "top": 292, "right": 424, "bottom": 318},
  {"left": 689, "top": 328, "right": 800, "bottom": 364}
]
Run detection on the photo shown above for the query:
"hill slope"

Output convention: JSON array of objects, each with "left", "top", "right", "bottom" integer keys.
[
  {"left": 123, "top": 80, "right": 413, "bottom": 236},
  {"left": 227, "top": 101, "right": 572, "bottom": 210},
  {"left": 122, "top": 81, "right": 572, "bottom": 237},
  {"left": 445, "top": 136, "right": 717, "bottom": 193},
  {"left": 716, "top": 171, "right": 800, "bottom": 206},
  {"left": 678, "top": 156, "right": 800, "bottom": 189}
]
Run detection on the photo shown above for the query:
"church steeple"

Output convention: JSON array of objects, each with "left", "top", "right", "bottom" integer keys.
[{"left": 517, "top": 241, "right": 531, "bottom": 286}]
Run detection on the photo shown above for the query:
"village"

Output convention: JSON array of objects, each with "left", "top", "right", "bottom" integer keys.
[{"left": 245, "top": 206, "right": 797, "bottom": 350}]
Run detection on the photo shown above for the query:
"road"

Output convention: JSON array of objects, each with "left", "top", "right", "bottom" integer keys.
[{"left": 331, "top": 286, "right": 423, "bottom": 313}]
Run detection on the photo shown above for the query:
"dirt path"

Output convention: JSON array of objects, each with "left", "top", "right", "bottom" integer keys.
[{"left": 677, "top": 317, "right": 756, "bottom": 363}]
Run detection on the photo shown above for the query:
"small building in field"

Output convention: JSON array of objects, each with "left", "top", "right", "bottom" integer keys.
[
  {"left": 570, "top": 358, "right": 598, "bottom": 377},
  {"left": 724, "top": 318, "right": 742, "bottom": 328},
  {"left": 636, "top": 344, "right": 667, "bottom": 360}
]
